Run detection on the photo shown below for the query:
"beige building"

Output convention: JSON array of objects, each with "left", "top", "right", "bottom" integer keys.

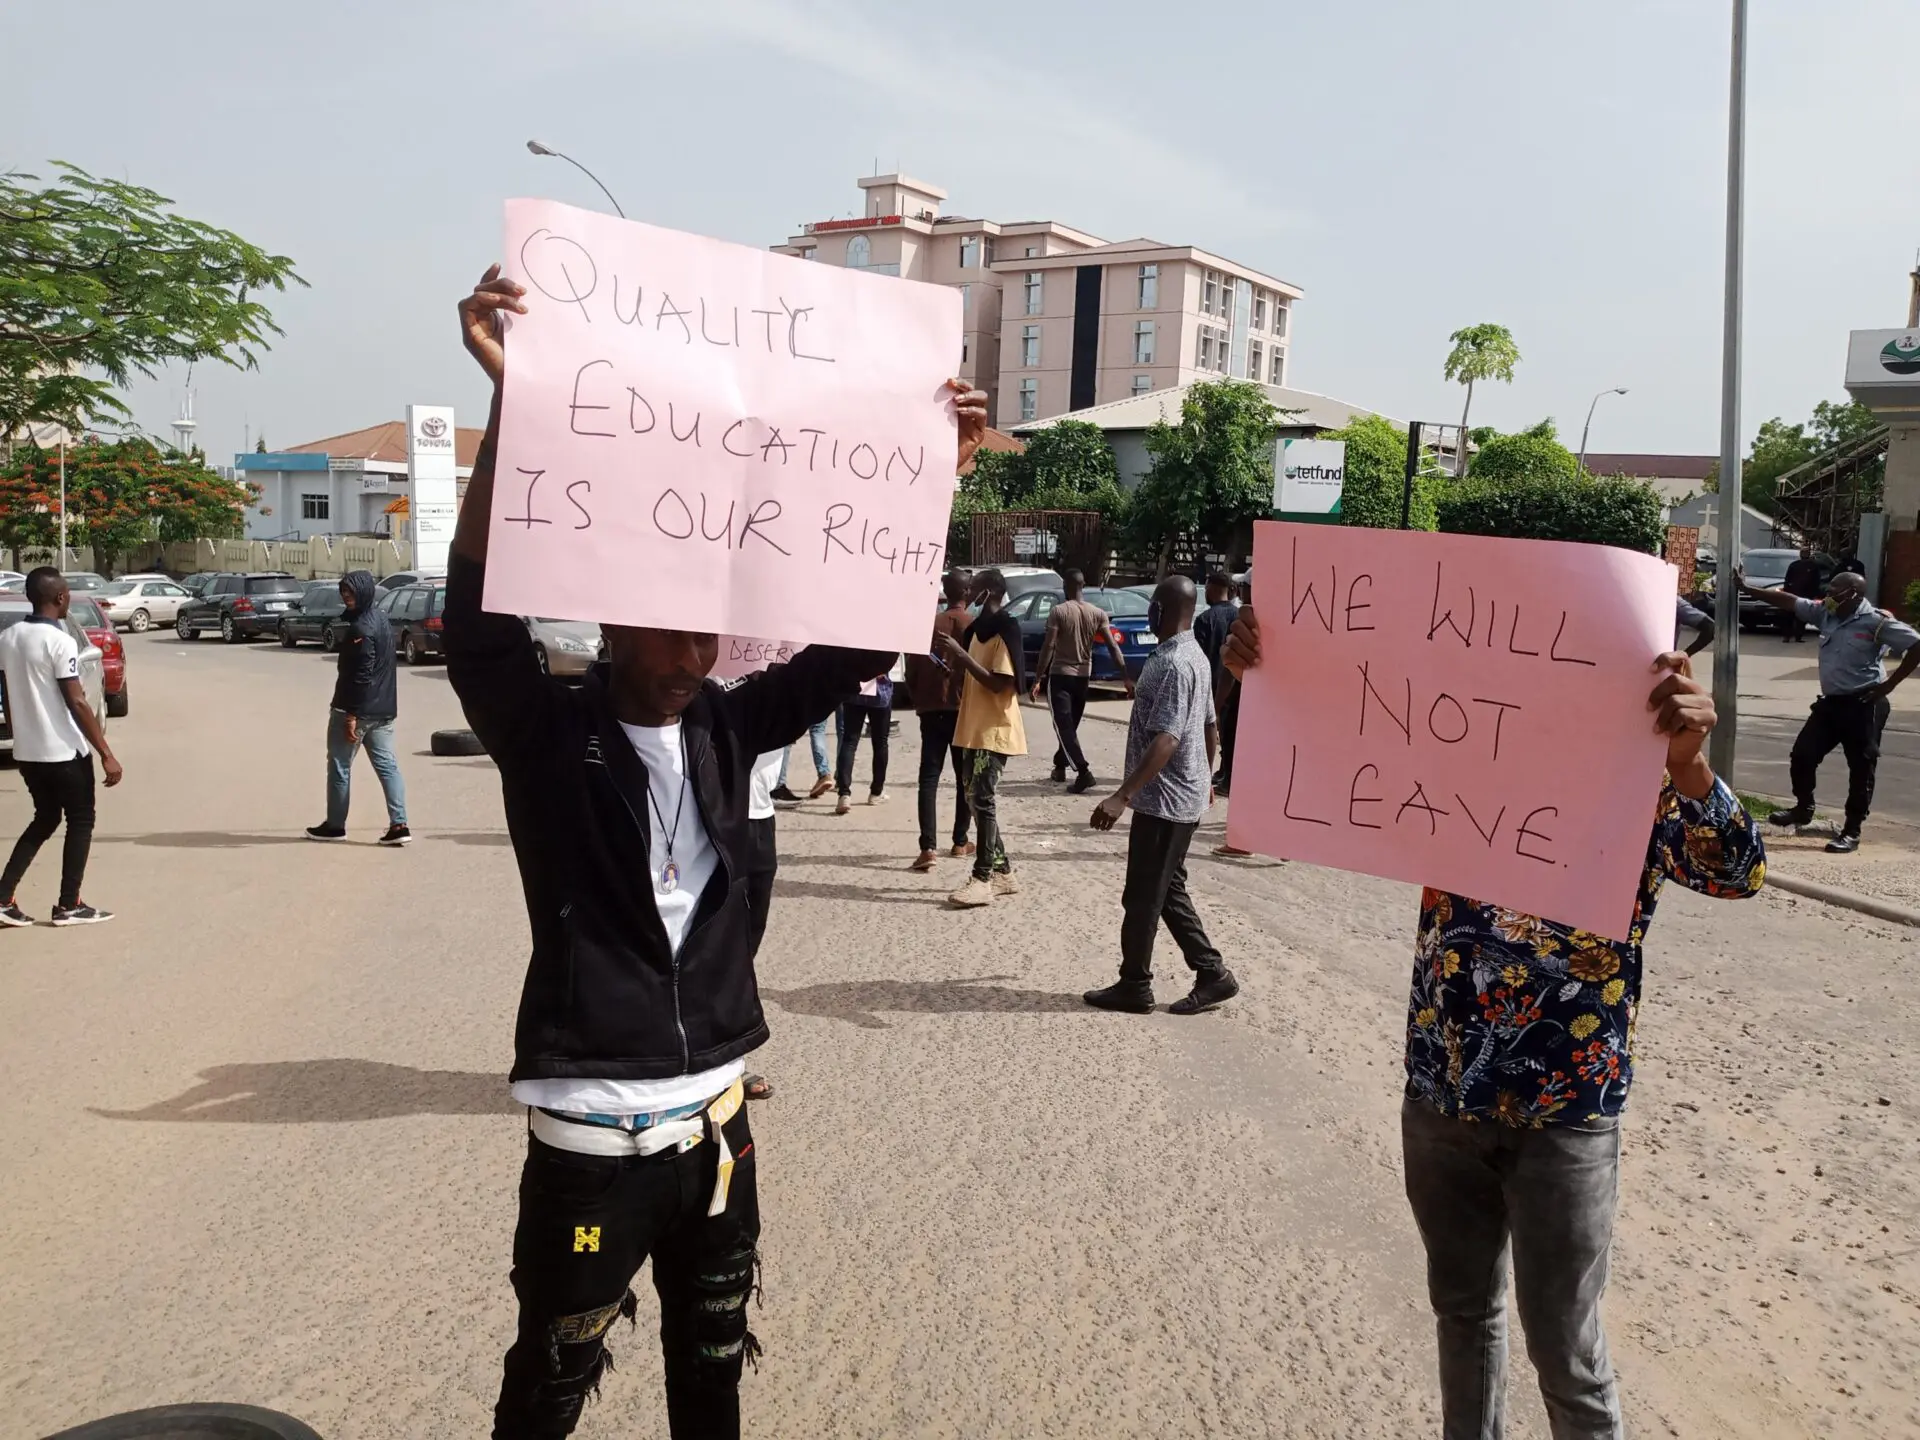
[{"left": 773, "top": 175, "right": 1301, "bottom": 430}]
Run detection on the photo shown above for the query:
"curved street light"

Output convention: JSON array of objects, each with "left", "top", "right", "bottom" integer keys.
[
  {"left": 525, "top": 140, "right": 626, "bottom": 218},
  {"left": 1576, "top": 387, "right": 1628, "bottom": 475}
]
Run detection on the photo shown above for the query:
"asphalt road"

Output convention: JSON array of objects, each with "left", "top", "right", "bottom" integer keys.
[{"left": 1, "top": 629, "right": 1915, "bottom": 1440}]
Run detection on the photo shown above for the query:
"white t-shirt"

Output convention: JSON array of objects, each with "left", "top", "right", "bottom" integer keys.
[
  {"left": 510, "top": 718, "right": 744, "bottom": 1115},
  {"left": 0, "top": 618, "right": 89, "bottom": 763},
  {"left": 748, "top": 749, "right": 782, "bottom": 820}
]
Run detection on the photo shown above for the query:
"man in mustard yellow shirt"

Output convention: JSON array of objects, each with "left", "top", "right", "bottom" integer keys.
[{"left": 938, "top": 569, "right": 1027, "bottom": 907}]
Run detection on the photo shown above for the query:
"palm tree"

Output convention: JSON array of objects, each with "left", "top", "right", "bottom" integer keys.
[{"left": 1443, "top": 324, "right": 1522, "bottom": 476}]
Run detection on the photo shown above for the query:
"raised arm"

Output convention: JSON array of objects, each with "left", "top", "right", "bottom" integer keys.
[{"left": 1732, "top": 567, "right": 1803, "bottom": 615}]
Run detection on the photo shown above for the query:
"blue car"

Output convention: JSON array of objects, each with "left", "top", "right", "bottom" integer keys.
[{"left": 1003, "top": 586, "right": 1154, "bottom": 684}]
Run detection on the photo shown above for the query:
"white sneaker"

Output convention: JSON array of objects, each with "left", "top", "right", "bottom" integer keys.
[
  {"left": 867, "top": 791, "right": 889, "bottom": 806},
  {"left": 947, "top": 877, "right": 993, "bottom": 909},
  {"left": 990, "top": 871, "right": 1020, "bottom": 897}
]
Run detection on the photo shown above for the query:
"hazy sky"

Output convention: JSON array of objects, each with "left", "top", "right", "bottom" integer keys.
[{"left": 7, "top": 0, "right": 1918, "bottom": 462}]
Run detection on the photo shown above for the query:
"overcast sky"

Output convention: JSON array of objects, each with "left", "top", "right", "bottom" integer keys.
[{"left": 7, "top": 0, "right": 1917, "bottom": 462}]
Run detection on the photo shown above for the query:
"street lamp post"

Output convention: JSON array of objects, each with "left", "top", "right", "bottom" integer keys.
[
  {"left": 1575, "top": 387, "right": 1628, "bottom": 476},
  {"left": 1709, "top": 0, "right": 1748, "bottom": 784},
  {"left": 57, "top": 435, "right": 67, "bottom": 565},
  {"left": 525, "top": 141, "right": 626, "bottom": 218}
]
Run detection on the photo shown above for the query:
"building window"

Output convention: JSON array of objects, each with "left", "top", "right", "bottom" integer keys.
[
  {"left": 1024, "top": 272, "right": 1043, "bottom": 315},
  {"left": 983, "top": 236, "right": 996, "bottom": 266},
  {"left": 1253, "top": 294, "right": 1267, "bottom": 330},
  {"left": 1132, "top": 375, "right": 1152, "bottom": 396},
  {"left": 961, "top": 338, "right": 971, "bottom": 364},
  {"left": 301, "top": 493, "right": 330, "bottom": 521},
  {"left": 1269, "top": 348, "right": 1285, "bottom": 385},
  {"left": 1018, "top": 378, "right": 1038, "bottom": 422},
  {"left": 1138, "top": 263, "right": 1158, "bottom": 309},
  {"left": 1196, "top": 325, "right": 1227, "bottom": 373},
  {"left": 1133, "top": 320, "right": 1155, "bottom": 364},
  {"left": 1219, "top": 281, "right": 1235, "bottom": 326},
  {"left": 798, "top": 246, "right": 816, "bottom": 262},
  {"left": 1196, "top": 329, "right": 1210, "bottom": 369},
  {"left": 1273, "top": 303, "right": 1288, "bottom": 337},
  {"left": 959, "top": 235, "right": 980, "bottom": 268},
  {"left": 1249, "top": 340, "right": 1264, "bottom": 381},
  {"left": 1025, "top": 245, "right": 1039, "bottom": 258},
  {"left": 1202, "top": 270, "right": 1218, "bottom": 315},
  {"left": 846, "top": 234, "right": 871, "bottom": 268},
  {"left": 1021, "top": 324, "right": 1040, "bottom": 367}
]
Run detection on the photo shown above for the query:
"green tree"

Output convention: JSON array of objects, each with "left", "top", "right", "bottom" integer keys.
[
  {"left": 1707, "top": 398, "right": 1886, "bottom": 516},
  {"left": 1467, "top": 418, "right": 1578, "bottom": 486},
  {"left": 0, "top": 436, "right": 254, "bottom": 567},
  {"left": 1442, "top": 323, "right": 1521, "bottom": 472},
  {"left": 1328, "top": 413, "right": 1442, "bottom": 530},
  {"left": 1004, "top": 419, "right": 1120, "bottom": 507},
  {"left": 1128, "top": 380, "right": 1284, "bottom": 571},
  {"left": 1437, "top": 469, "right": 1665, "bottom": 553},
  {"left": 0, "top": 163, "right": 303, "bottom": 435}
]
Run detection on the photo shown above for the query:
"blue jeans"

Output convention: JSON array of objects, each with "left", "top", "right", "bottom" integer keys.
[
  {"left": 326, "top": 709, "right": 407, "bottom": 829},
  {"left": 778, "top": 718, "right": 834, "bottom": 787}
]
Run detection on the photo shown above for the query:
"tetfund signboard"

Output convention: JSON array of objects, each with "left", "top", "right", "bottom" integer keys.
[
  {"left": 1844, "top": 329, "right": 1920, "bottom": 414},
  {"left": 1275, "top": 438, "right": 1346, "bottom": 517}
]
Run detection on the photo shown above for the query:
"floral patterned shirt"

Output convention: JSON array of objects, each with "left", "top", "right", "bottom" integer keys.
[{"left": 1405, "top": 778, "right": 1765, "bottom": 1126}]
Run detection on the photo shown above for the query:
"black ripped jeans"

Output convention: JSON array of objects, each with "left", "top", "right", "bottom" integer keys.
[{"left": 493, "top": 1107, "right": 760, "bottom": 1440}]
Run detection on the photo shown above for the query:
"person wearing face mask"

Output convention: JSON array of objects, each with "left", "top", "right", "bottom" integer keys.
[{"left": 1734, "top": 566, "right": 1920, "bottom": 852}]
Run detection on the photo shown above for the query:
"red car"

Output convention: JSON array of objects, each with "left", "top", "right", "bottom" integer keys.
[{"left": 69, "top": 593, "right": 128, "bottom": 717}]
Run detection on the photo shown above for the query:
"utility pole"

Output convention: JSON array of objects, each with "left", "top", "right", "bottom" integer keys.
[
  {"left": 58, "top": 434, "right": 67, "bottom": 565},
  {"left": 1709, "top": 0, "right": 1748, "bottom": 783}
]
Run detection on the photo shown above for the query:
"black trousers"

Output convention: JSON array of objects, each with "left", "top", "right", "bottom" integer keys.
[
  {"left": 915, "top": 710, "right": 970, "bottom": 853},
  {"left": 493, "top": 1110, "right": 760, "bottom": 1440},
  {"left": 1046, "top": 674, "right": 1091, "bottom": 775},
  {"left": 1, "top": 754, "right": 95, "bottom": 910},
  {"left": 744, "top": 816, "right": 775, "bottom": 958},
  {"left": 834, "top": 703, "right": 890, "bottom": 797},
  {"left": 1119, "top": 811, "right": 1224, "bottom": 984},
  {"left": 1789, "top": 691, "right": 1892, "bottom": 832},
  {"left": 1215, "top": 683, "right": 1241, "bottom": 789}
]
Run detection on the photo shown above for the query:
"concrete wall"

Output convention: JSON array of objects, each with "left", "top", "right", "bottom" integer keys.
[{"left": 6, "top": 536, "right": 413, "bottom": 581}]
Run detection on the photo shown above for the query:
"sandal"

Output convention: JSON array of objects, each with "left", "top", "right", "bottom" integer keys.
[{"left": 745, "top": 1074, "right": 775, "bottom": 1101}]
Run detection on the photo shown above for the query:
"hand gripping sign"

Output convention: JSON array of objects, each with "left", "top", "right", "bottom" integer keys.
[
  {"left": 489, "top": 200, "right": 963, "bottom": 653},
  {"left": 1226, "top": 522, "right": 1677, "bottom": 941}
]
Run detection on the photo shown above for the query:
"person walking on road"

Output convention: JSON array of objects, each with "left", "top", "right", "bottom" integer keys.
[
  {"left": 1780, "top": 547, "right": 1826, "bottom": 641},
  {"left": 832, "top": 669, "right": 893, "bottom": 815},
  {"left": 0, "top": 567, "right": 122, "bottom": 926},
  {"left": 771, "top": 717, "right": 833, "bottom": 805},
  {"left": 940, "top": 568, "right": 1026, "bottom": 908},
  {"left": 451, "top": 265, "right": 988, "bottom": 1440},
  {"left": 1193, "top": 570, "right": 1241, "bottom": 800},
  {"left": 1082, "top": 575, "right": 1234, "bottom": 1016},
  {"left": 906, "top": 573, "right": 975, "bottom": 872},
  {"left": 1734, "top": 566, "right": 1918, "bottom": 852},
  {"left": 1222, "top": 602, "right": 1767, "bottom": 1440},
  {"left": 1030, "top": 569, "right": 1131, "bottom": 793},
  {"left": 306, "top": 569, "right": 409, "bottom": 845}
]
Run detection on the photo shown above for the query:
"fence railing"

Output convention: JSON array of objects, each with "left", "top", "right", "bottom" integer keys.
[{"left": 4, "top": 536, "right": 413, "bottom": 581}]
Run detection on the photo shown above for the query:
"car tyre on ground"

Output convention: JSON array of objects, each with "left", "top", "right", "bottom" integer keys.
[
  {"left": 322, "top": 623, "right": 340, "bottom": 652},
  {"left": 404, "top": 633, "right": 423, "bottom": 665},
  {"left": 279, "top": 623, "right": 298, "bottom": 649},
  {"left": 128, "top": 608, "right": 151, "bottom": 633},
  {"left": 430, "top": 728, "right": 488, "bottom": 758},
  {"left": 43, "top": 1402, "right": 325, "bottom": 1440},
  {"left": 176, "top": 615, "right": 198, "bottom": 642},
  {"left": 535, "top": 646, "right": 550, "bottom": 675},
  {"left": 220, "top": 615, "right": 239, "bottom": 644},
  {"left": 106, "top": 685, "right": 128, "bottom": 719}
]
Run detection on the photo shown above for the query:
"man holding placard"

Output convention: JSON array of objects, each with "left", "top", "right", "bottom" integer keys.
[
  {"left": 1224, "top": 601, "right": 1765, "bottom": 1439},
  {"left": 451, "top": 264, "right": 988, "bottom": 1439}
]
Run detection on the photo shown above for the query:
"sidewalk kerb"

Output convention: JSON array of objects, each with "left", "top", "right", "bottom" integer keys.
[{"left": 1762, "top": 871, "right": 1920, "bottom": 929}]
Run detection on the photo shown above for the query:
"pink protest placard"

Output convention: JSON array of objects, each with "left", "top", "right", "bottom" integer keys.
[
  {"left": 710, "top": 636, "right": 798, "bottom": 680},
  {"left": 1225, "top": 522, "right": 1678, "bottom": 940},
  {"left": 489, "top": 200, "right": 962, "bottom": 652}
]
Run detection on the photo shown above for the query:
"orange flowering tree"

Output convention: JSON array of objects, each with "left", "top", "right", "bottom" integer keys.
[{"left": 0, "top": 437, "right": 256, "bottom": 566}]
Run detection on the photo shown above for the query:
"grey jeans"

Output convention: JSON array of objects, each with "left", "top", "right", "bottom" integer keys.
[{"left": 1401, "top": 1096, "right": 1625, "bottom": 1440}]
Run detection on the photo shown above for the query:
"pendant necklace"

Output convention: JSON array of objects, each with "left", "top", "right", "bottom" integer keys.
[{"left": 646, "top": 732, "right": 691, "bottom": 894}]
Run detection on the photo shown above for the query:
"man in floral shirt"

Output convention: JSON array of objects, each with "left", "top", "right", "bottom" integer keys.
[{"left": 1224, "top": 606, "right": 1766, "bottom": 1440}]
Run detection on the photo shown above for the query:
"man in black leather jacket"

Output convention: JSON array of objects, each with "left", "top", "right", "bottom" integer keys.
[
  {"left": 306, "top": 568, "right": 409, "bottom": 845},
  {"left": 453, "top": 266, "right": 988, "bottom": 1440}
]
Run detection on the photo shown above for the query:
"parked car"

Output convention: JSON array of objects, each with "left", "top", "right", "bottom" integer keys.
[
  {"left": 96, "top": 578, "right": 192, "bottom": 632},
  {"left": 175, "top": 572, "right": 304, "bottom": 643},
  {"left": 0, "top": 571, "right": 25, "bottom": 591},
  {"left": 377, "top": 569, "right": 446, "bottom": 593},
  {"left": 1733, "top": 547, "right": 1827, "bottom": 630},
  {"left": 1001, "top": 586, "right": 1155, "bottom": 684},
  {"left": 61, "top": 571, "right": 109, "bottom": 593},
  {"left": 0, "top": 596, "right": 105, "bottom": 756},
  {"left": 115, "top": 572, "right": 173, "bottom": 584},
  {"left": 180, "top": 572, "right": 225, "bottom": 597},
  {"left": 68, "top": 594, "right": 129, "bottom": 717},
  {"left": 994, "top": 565, "right": 1064, "bottom": 601},
  {"left": 378, "top": 580, "right": 448, "bottom": 664},
  {"left": 277, "top": 580, "right": 352, "bottom": 650},
  {"left": 525, "top": 616, "right": 605, "bottom": 676}
]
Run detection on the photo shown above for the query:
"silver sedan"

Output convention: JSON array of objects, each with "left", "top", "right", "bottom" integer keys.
[{"left": 524, "top": 617, "right": 604, "bottom": 677}]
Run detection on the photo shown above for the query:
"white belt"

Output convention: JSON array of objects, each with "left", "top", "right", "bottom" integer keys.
[
  {"left": 527, "top": 1079, "right": 746, "bottom": 1216},
  {"left": 530, "top": 1108, "right": 706, "bottom": 1157}
]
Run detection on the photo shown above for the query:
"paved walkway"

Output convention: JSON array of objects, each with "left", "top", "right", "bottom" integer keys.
[{"left": 0, "top": 633, "right": 1914, "bottom": 1438}]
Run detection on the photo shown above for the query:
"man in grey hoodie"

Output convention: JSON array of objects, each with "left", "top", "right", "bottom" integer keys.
[{"left": 307, "top": 569, "right": 410, "bottom": 845}]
